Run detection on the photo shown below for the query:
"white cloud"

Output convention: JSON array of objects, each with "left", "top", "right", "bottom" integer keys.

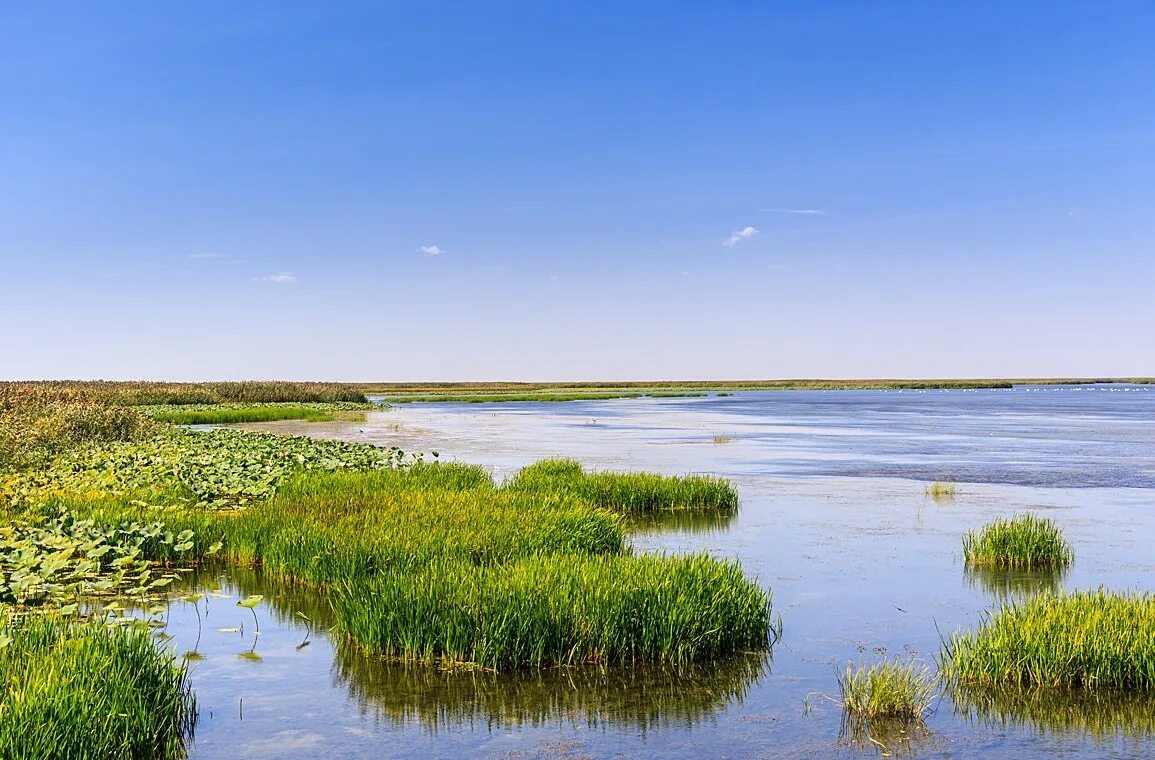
[
  {"left": 417, "top": 245, "right": 445, "bottom": 256},
  {"left": 256, "top": 272, "right": 297, "bottom": 283},
  {"left": 768, "top": 208, "right": 827, "bottom": 216},
  {"left": 723, "top": 226, "right": 759, "bottom": 246}
]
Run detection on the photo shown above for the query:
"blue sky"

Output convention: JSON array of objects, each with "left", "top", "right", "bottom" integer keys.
[{"left": 2, "top": 2, "right": 1152, "bottom": 381}]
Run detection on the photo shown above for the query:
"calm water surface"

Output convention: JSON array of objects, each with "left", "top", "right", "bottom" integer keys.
[{"left": 174, "top": 386, "right": 1155, "bottom": 758}]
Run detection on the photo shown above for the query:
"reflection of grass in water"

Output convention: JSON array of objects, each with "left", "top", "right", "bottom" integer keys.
[
  {"left": 964, "top": 565, "right": 1065, "bottom": 604},
  {"left": 839, "top": 714, "right": 935, "bottom": 758},
  {"left": 623, "top": 509, "right": 736, "bottom": 536},
  {"left": 334, "top": 643, "right": 769, "bottom": 733},
  {"left": 954, "top": 684, "right": 1155, "bottom": 739}
]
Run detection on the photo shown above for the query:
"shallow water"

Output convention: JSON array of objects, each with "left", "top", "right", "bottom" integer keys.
[{"left": 175, "top": 386, "right": 1155, "bottom": 758}]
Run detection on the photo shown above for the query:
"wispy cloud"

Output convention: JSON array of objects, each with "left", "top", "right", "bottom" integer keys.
[
  {"left": 723, "top": 226, "right": 759, "bottom": 247},
  {"left": 766, "top": 208, "right": 827, "bottom": 216},
  {"left": 417, "top": 244, "right": 445, "bottom": 256},
  {"left": 188, "top": 252, "right": 231, "bottom": 259},
  {"left": 255, "top": 272, "right": 298, "bottom": 283}
]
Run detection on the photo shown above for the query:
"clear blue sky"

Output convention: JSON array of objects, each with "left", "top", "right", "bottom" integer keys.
[{"left": 2, "top": 2, "right": 1152, "bottom": 381}]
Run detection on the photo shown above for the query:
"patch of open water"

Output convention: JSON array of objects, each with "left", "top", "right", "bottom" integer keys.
[{"left": 174, "top": 386, "right": 1155, "bottom": 758}]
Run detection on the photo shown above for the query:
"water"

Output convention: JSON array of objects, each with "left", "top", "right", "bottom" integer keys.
[{"left": 175, "top": 385, "right": 1155, "bottom": 758}]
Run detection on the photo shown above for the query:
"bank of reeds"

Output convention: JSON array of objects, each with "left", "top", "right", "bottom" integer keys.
[
  {"left": 223, "top": 467, "right": 625, "bottom": 583},
  {"left": 145, "top": 402, "right": 370, "bottom": 425},
  {"left": 0, "top": 614, "right": 195, "bottom": 759},
  {"left": 942, "top": 589, "right": 1155, "bottom": 689},
  {"left": 335, "top": 553, "right": 773, "bottom": 670},
  {"left": 505, "top": 459, "right": 738, "bottom": 513},
  {"left": 963, "top": 514, "right": 1073, "bottom": 571}
]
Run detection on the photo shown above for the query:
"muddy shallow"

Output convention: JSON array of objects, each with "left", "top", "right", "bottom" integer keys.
[{"left": 172, "top": 386, "right": 1155, "bottom": 758}]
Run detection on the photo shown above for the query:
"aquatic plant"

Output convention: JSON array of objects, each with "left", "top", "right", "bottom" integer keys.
[
  {"left": 334, "top": 553, "right": 774, "bottom": 670},
  {"left": 962, "top": 514, "right": 1073, "bottom": 571},
  {"left": 2, "top": 428, "right": 409, "bottom": 510},
  {"left": 942, "top": 589, "right": 1155, "bottom": 689},
  {"left": 712, "top": 434, "right": 735, "bottom": 444},
  {"left": 505, "top": 459, "right": 738, "bottom": 513},
  {"left": 835, "top": 658, "right": 937, "bottom": 723},
  {"left": 924, "top": 481, "right": 957, "bottom": 499},
  {"left": 0, "top": 613, "right": 195, "bottom": 758}
]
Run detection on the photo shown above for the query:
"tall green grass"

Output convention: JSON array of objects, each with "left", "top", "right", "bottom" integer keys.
[
  {"left": 224, "top": 466, "right": 624, "bottom": 583},
  {"left": 963, "top": 514, "right": 1073, "bottom": 570},
  {"left": 943, "top": 589, "right": 1155, "bottom": 689},
  {"left": 506, "top": 459, "right": 738, "bottom": 513},
  {"left": 0, "top": 614, "right": 195, "bottom": 759},
  {"left": 335, "top": 553, "right": 773, "bottom": 670}
]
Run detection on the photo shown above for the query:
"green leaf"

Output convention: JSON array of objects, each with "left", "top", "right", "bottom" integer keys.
[{"left": 237, "top": 595, "right": 263, "bottom": 609}]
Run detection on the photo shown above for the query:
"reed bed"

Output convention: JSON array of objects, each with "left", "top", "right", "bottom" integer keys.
[
  {"left": 2, "top": 380, "right": 366, "bottom": 406},
  {"left": 0, "top": 614, "right": 195, "bottom": 759},
  {"left": 836, "top": 659, "right": 937, "bottom": 723},
  {"left": 505, "top": 459, "right": 738, "bottom": 513},
  {"left": 335, "top": 553, "right": 773, "bottom": 670},
  {"left": 224, "top": 468, "right": 625, "bottom": 583},
  {"left": 143, "top": 402, "right": 371, "bottom": 425},
  {"left": 963, "top": 514, "right": 1073, "bottom": 571},
  {"left": 942, "top": 589, "right": 1155, "bottom": 689}
]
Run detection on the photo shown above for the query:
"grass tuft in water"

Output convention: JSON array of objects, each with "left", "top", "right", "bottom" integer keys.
[
  {"left": 924, "top": 481, "right": 957, "bottom": 499},
  {"left": 335, "top": 553, "right": 774, "bottom": 670},
  {"left": 712, "top": 434, "right": 735, "bottom": 444},
  {"left": 836, "top": 658, "right": 937, "bottom": 724},
  {"left": 962, "top": 514, "right": 1072, "bottom": 571},
  {"left": 506, "top": 458, "right": 738, "bottom": 513},
  {"left": 943, "top": 589, "right": 1155, "bottom": 690}
]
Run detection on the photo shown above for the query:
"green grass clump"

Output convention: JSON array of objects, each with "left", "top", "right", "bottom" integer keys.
[
  {"left": 225, "top": 467, "right": 624, "bottom": 583},
  {"left": 505, "top": 459, "right": 738, "bottom": 513},
  {"left": 335, "top": 553, "right": 773, "bottom": 670},
  {"left": 0, "top": 614, "right": 195, "bottom": 759},
  {"left": 943, "top": 589, "right": 1155, "bottom": 690},
  {"left": 836, "top": 659, "right": 937, "bottom": 723},
  {"left": 963, "top": 514, "right": 1073, "bottom": 571},
  {"left": 143, "top": 401, "right": 371, "bottom": 425},
  {"left": 712, "top": 434, "right": 735, "bottom": 444}
]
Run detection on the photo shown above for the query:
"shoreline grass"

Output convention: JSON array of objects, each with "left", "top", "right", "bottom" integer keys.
[
  {"left": 143, "top": 401, "right": 372, "bottom": 425},
  {"left": 942, "top": 589, "right": 1155, "bottom": 690},
  {"left": 0, "top": 614, "right": 195, "bottom": 759},
  {"left": 925, "top": 481, "right": 957, "bottom": 499},
  {"left": 963, "top": 514, "right": 1073, "bottom": 571}
]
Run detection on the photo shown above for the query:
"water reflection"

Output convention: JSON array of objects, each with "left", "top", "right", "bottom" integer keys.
[
  {"left": 622, "top": 509, "right": 736, "bottom": 535},
  {"left": 839, "top": 715, "right": 937, "bottom": 758},
  {"left": 954, "top": 685, "right": 1155, "bottom": 739},
  {"left": 964, "top": 566, "right": 1065, "bottom": 603},
  {"left": 336, "top": 645, "right": 769, "bottom": 734}
]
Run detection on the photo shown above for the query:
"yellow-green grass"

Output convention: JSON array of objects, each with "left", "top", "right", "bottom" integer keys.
[
  {"left": 0, "top": 614, "right": 195, "bottom": 759},
  {"left": 712, "top": 434, "right": 736, "bottom": 444},
  {"left": 942, "top": 589, "right": 1155, "bottom": 689},
  {"left": 963, "top": 514, "right": 1073, "bottom": 571},
  {"left": 836, "top": 658, "right": 937, "bottom": 724},
  {"left": 925, "top": 481, "right": 957, "bottom": 498},
  {"left": 506, "top": 459, "right": 738, "bottom": 513},
  {"left": 334, "top": 553, "right": 773, "bottom": 670}
]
